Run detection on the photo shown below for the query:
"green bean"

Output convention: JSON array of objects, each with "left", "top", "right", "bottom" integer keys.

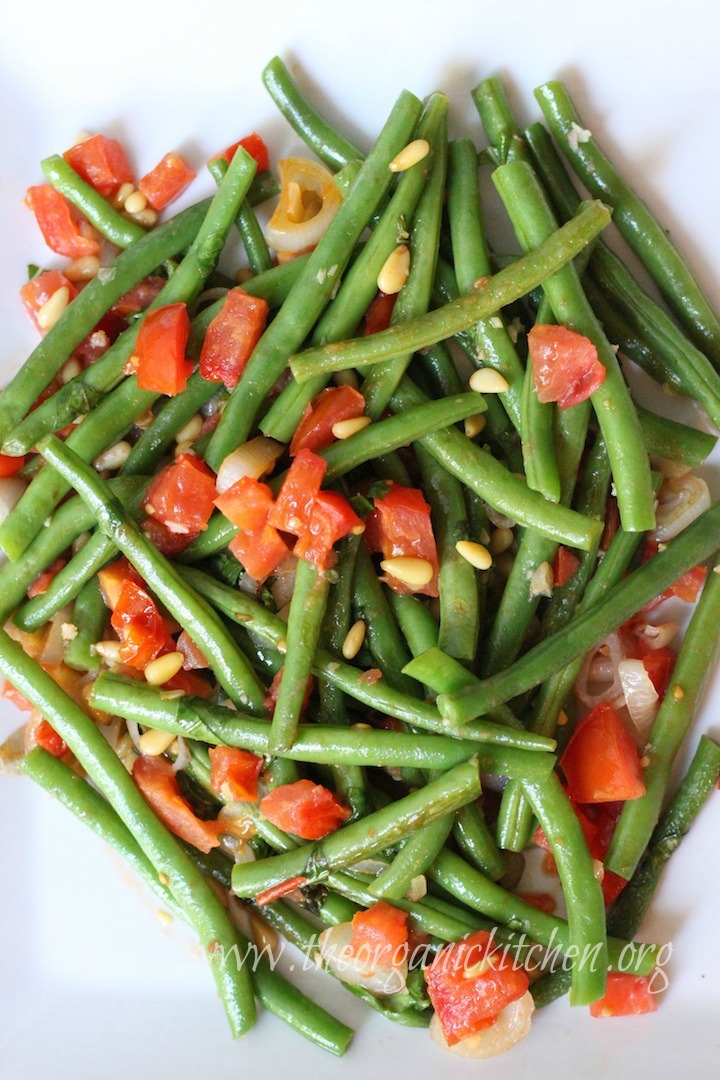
[
  {"left": 636, "top": 405, "right": 717, "bottom": 468},
  {"left": 262, "top": 56, "right": 363, "bottom": 171},
  {"left": 0, "top": 632, "right": 256, "bottom": 1036},
  {"left": 472, "top": 77, "right": 524, "bottom": 165},
  {"left": 390, "top": 377, "right": 601, "bottom": 551},
  {"left": 493, "top": 161, "right": 655, "bottom": 533},
  {"left": 40, "top": 435, "right": 268, "bottom": 712},
  {"left": 536, "top": 81, "right": 720, "bottom": 366},
  {"left": 352, "top": 543, "right": 417, "bottom": 696},
  {"left": 0, "top": 474, "right": 145, "bottom": 624},
  {"left": 607, "top": 569, "right": 720, "bottom": 879},
  {"left": 63, "top": 577, "right": 107, "bottom": 671},
  {"left": 5, "top": 148, "right": 259, "bottom": 462},
  {"left": 438, "top": 499, "right": 720, "bottom": 723},
  {"left": 453, "top": 803, "right": 507, "bottom": 881},
  {"left": 0, "top": 199, "right": 211, "bottom": 447},
  {"left": 387, "top": 593, "right": 439, "bottom": 657},
  {"left": 289, "top": 199, "right": 610, "bottom": 382},
  {"left": 269, "top": 559, "right": 330, "bottom": 754},
  {"left": 231, "top": 760, "right": 482, "bottom": 899},
  {"left": 520, "top": 351, "right": 560, "bottom": 501},
  {"left": 208, "top": 156, "right": 272, "bottom": 275},
  {"left": 369, "top": 815, "right": 454, "bottom": 901},
  {"left": 207, "top": 91, "right": 424, "bottom": 468},
  {"left": 41, "top": 154, "right": 147, "bottom": 246}
]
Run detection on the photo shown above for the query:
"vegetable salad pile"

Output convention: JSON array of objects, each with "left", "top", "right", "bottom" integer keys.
[{"left": 1, "top": 55, "right": 720, "bottom": 1059}]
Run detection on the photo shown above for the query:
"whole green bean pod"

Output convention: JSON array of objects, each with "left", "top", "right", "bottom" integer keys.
[{"left": 208, "top": 156, "right": 272, "bottom": 274}]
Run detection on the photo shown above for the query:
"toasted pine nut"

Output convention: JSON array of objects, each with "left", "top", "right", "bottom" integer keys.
[
  {"left": 469, "top": 368, "right": 510, "bottom": 394},
  {"left": 455, "top": 541, "right": 492, "bottom": 571},
  {"left": 557, "top": 709, "right": 569, "bottom": 727},
  {"left": 673, "top": 685, "right": 685, "bottom": 701},
  {"left": 131, "top": 208, "right": 158, "bottom": 228},
  {"left": 175, "top": 415, "right": 203, "bottom": 445},
  {"left": 464, "top": 414, "right": 486, "bottom": 439},
  {"left": 64, "top": 255, "right": 100, "bottom": 282},
  {"left": 93, "top": 640, "right": 123, "bottom": 663},
  {"left": 377, "top": 245, "right": 410, "bottom": 294},
  {"left": 592, "top": 859, "right": 605, "bottom": 883},
  {"left": 389, "top": 139, "right": 430, "bottom": 172},
  {"left": 60, "top": 357, "right": 82, "bottom": 384},
  {"left": 93, "top": 440, "right": 132, "bottom": 471},
  {"left": 37, "top": 286, "right": 71, "bottom": 330},
  {"left": 342, "top": 619, "right": 366, "bottom": 660},
  {"left": 124, "top": 191, "right": 148, "bottom": 214},
  {"left": 332, "top": 416, "right": 371, "bottom": 439},
  {"left": 490, "top": 527, "right": 514, "bottom": 555},
  {"left": 134, "top": 407, "right": 156, "bottom": 430},
  {"left": 144, "top": 651, "right": 184, "bottom": 686},
  {"left": 138, "top": 727, "right": 177, "bottom": 756},
  {"left": 380, "top": 556, "right": 433, "bottom": 587},
  {"left": 114, "top": 182, "right": 135, "bottom": 209}
]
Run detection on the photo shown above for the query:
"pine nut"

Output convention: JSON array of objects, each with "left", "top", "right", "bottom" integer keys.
[
  {"left": 138, "top": 727, "right": 177, "bottom": 756},
  {"left": 469, "top": 368, "right": 509, "bottom": 394},
  {"left": 144, "top": 651, "right": 184, "bottom": 686},
  {"left": 93, "top": 640, "right": 123, "bottom": 663},
  {"left": 64, "top": 255, "right": 100, "bottom": 282},
  {"left": 380, "top": 556, "right": 433, "bottom": 587},
  {"left": 377, "top": 245, "right": 410, "bottom": 294},
  {"left": 175, "top": 415, "right": 203, "bottom": 445},
  {"left": 124, "top": 191, "right": 148, "bottom": 214},
  {"left": 174, "top": 441, "right": 196, "bottom": 458},
  {"left": 672, "top": 685, "right": 685, "bottom": 701},
  {"left": 60, "top": 357, "right": 82, "bottom": 384},
  {"left": 490, "top": 527, "right": 514, "bottom": 555},
  {"left": 342, "top": 619, "right": 366, "bottom": 659},
  {"left": 132, "top": 208, "right": 158, "bottom": 228},
  {"left": 37, "top": 286, "right": 70, "bottom": 330},
  {"left": 332, "top": 416, "right": 371, "bottom": 439},
  {"left": 114, "top": 182, "right": 135, "bottom": 209},
  {"left": 455, "top": 541, "right": 492, "bottom": 571},
  {"left": 93, "top": 441, "right": 132, "bottom": 471},
  {"left": 530, "top": 561, "right": 554, "bottom": 599},
  {"left": 464, "top": 414, "right": 486, "bottom": 439},
  {"left": 389, "top": 139, "right": 430, "bottom": 172}
]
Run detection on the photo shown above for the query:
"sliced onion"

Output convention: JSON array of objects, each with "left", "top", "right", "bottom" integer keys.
[
  {"left": 633, "top": 620, "right": 679, "bottom": 651},
  {"left": 351, "top": 858, "right": 389, "bottom": 876},
  {"left": 270, "top": 556, "right": 298, "bottom": 611},
  {"left": 0, "top": 477, "right": 27, "bottom": 537},
  {"left": 318, "top": 922, "right": 408, "bottom": 996},
  {"left": 529, "top": 561, "right": 554, "bottom": 600},
  {"left": 126, "top": 719, "right": 142, "bottom": 751},
  {"left": 40, "top": 605, "right": 73, "bottom": 665},
  {"left": 485, "top": 504, "right": 515, "bottom": 529},
  {"left": 618, "top": 659, "right": 659, "bottom": 739},
  {"left": 406, "top": 874, "right": 427, "bottom": 902},
  {"left": 171, "top": 735, "right": 191, "bottom": 773},
  {"left": 429, "top": 992, "right": 535, "bottom": 1058},
  {"left": 649, "top": 455, "right": 692, "bottom": 479},
  {"left": 216, "top": 436, "right": 284, "bottom": 494},
  {"left": 266, "top": 158, "right": 343, "bottom": 254},
  {"left": 575, "top": 632, "right": 625, "bottom": 709},
  {"left": 652, "top": 475, "right": 711, "bottom": 541}
]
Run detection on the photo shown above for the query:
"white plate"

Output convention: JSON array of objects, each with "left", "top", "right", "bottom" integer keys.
[{"left": 1, "top": 1, "right": 720, "bottom": 1076}]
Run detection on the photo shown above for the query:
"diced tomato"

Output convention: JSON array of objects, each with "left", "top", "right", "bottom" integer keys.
[
  {"left": 560, "top": 702, "right": 646, "bottom": 803},
  {"left": 601, "top": 870, "right": 628, "bottom": 906},
  {"left": 144, "top": 454, "right": 216, "bottom": 534},
  {"left": 229, "top": 525, "right": 291, "bottom": 584},
  {"left": 199, "top": 289, "right": 269, "bottom": 390},
  {"left": 0, "top": 454, "right": 25, "bottom": 477},
  {"left": 641, "top": 648, "right": 676, "bottom": 699},
  {"left": 2, "top": 680, "right": 34, "bottom": 712},
  {"left": 25, "top": 185, "right": 99, "bottom": 258},
  {"left": 74, "top": 312, "right": 127, "bottom": 366},
  {"left": 518, "top": 892, "right": 557, "bottom": 914},
  {"left": 135, "top": 302, "right": 193, "bottom": 396},
  {"left": 264, "top": 668, "right": 314, "bottom": 717},
  {"left": 212, "top": 133, "right": 270, "bottom": 174},
  {"left": 364, "top": 483, "right": 439, "bottom": 597},
  {"left": 209, "top": 745, "right": 264, "bottom": 802},
  {"left": 64, "top": 134, "right": 134, "bottom": 198},
  {"left": 199, "top": 411, "right": 221, "bottom": 438},
  {"left": 27, "top": 557, "right": 66, "bottom": 598},
  {"left": 425, "top": 930, "right": 530, "bottom": 1046},
  {"left": 164, "top": 668, "right": 214, "bottom": 699},
  {"left": 142, "top": 515, "right": 199, "bottom": 557},
  {"left": 363, "top": 291, "right": 397, "bottom": 336},
  {"left": 289, "top": 386, "right": 366, "bottom": 456},
  {"left": 260, "top": 779, "right": 351, "bottom": 840},
  {"left": 215, "top": 476, "right": 275, "bottom": 533},
  {"left": 589, "top": 973, "right": 658, "bottom": 1018},
  {"left": 528, "top": 324, "right": 606, "bottom": 409},
  {"left": 111, "top": 276, "right": 166, "bottom": 318},
  {"left": 21, "top": 269, "right": 78, "bottom": 332},
  {"left": 34, "top": 719, "right": 68, "bottom": 758},
  {"left": 138, "top": 152, "right": 196, "bottom": 211},
  {"left": 110, "top": 580, "right": 171, "bottom": 669},
  {"left": 553, "top": 546, "right": 580, "bottom": 588},
  {"left": 256, "top": 875, "right": 309, "bottom": 906},
  {"left": 176, "top": 629, "right": 209, "bottom": 670},
  {"left": 641, "top": 540, "right": 707, "bottom": 609},
  {"left": 601, "top": 497, "right": 620, "bottom": 551},
  {"left": 98, "top": 556, "right": 144, "bottom": 610},
  {"left": 347, "top": 901, "right": 409, "bottom": 967},
  {"left": 268, "top": 449, "right": 327, "bottom": 536},
  {"left": 294, "top": 491, "right": 364, "bottom": 571},
  {"left": 133, "top": 754, "right": 220, "bottom": 853}
]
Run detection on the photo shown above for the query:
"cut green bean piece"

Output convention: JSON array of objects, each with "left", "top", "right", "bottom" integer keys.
[
  {"left": 64, "top": 577, "right": 108, "bottom": 671},
  {"left": 41, "top": 154, "right": 146, "bottom": 247}
]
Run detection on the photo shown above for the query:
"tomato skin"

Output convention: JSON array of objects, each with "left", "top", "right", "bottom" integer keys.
[
  {"left": 641, "top": 540, "right": 707, "bottom": 609},
  {"left": 642, "top": 648, "right": 676, "bottom": 699},
  {"left": 256, "top": 875, "right": 308, "bottom": 906},
  {"left": 268, "top": 449, "right": 327, "bottom": 536},
  {"left": 176, "top": 629, "right": 208, "bottom": 670},
  {"left": 264, "top": 668, "right": 314, "bottom": 717},
  {"left": 553, "top": 546, "right": 580, "bottom": 588},
  {"left": 144, "top": 454, "right": 216, "bottom": 535},
  {"left": 528, "top": 324, "right": 606, "bottom": 409},
  {"left": 25, "top": 185, "right": 99, "bottom": 258},
  {"left": 425, "top": 930, "right": 530, "bottom": 1046},
  {"left": 215, "top": 477, "right": 274, "bottom": 532},
  {"left": 364, "top": 483, "right": 439, "bottom": 597},
  {"left": 27, "top": 557, "right": 66, "bottom": 598},
  {"left": 135, "top": 302, "right": 193, "bottom": 397},
  {"left": 64, "top": 134, "right": 134, "bottom": 197},
  {"left": 363, "top": 291, "right": 396, "bottom": 335},
  {"left": 517, "top": 892, "right": 557, "bottom": 914},
  {"left": 289, "top": 386, "right": 366, "bottom": 456},
  {"left": 111, "top": 276, "right": 165, "bottom": 318},
  {"left": 213, "top": 133, "right": 270, "bottom": 173},
  {"left": 209, "top": 746, "right": 264, "bottom": 802},
  {"left": 165, "top": 668, "right": 214, "bottom": 699},
  {"left": 229, "top": 526, "right": 291, "bottom": 584},
  {"left": 21, "top": 270, "right": 78, "bottom": 332},
  {"left": 138, "top": 152, "right": 196, "bottom": 211},
  {"left": 560, "top": 702, "right": 646, "bottom": 803},
  {"left": 294, "top": 491, "right": 363, "bottom": 571},
  {"left": 347, "top": 901, "right": 409, "bottom": 967},
  {"left": 34, "top": 719, "right": 68, "bottom": 758},
  {"left": 110, "top": 580, "right": 171, "bottom": 669},
  {"left": 199, "top": 289, "right": 269, "bottom": 389},
  {"left": 260, "top": 779, "right": 351, "bottom": 840},
  {"left": 0, "top": 454, "right": 25, "bottom": 478},
  {"left": 133, "top": 754, "right": 220, "bottom": 853},
  {"left": 589, "top": 973, "right": 658, "bottom": 1018},
  {"left": 142, "top": 516, "right": 199, "bottom": 558}
]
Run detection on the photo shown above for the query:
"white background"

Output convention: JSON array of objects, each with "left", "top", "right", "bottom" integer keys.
[{"left": 1, "top": 1, "right": 719, "bottom": 1076}]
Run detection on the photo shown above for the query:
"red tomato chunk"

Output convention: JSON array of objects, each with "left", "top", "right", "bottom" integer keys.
[
  {"left": 136, "top": 302, "right": 193, "bottom": 397},
  {"left": 209, "top": 746, "right": 264, "bottom": 802},
  {"left": 260, "top": 779, "right": 351, "bottom": 840},
  {"left": 21, "top": 270, "right": 78, "bottom": 332},
  {"left": 347, "top": 901, "right": 409, "bottom": 967},
  {"left": 290, "top": 386, "right": 366, "bottom": 456},
  {"left": 25, "top": 186, "right": 99, "bottom": 258},
  {"left": 34, "top": 719, "right": 68, "bottom": 758},
  {"left": 560, "top": 701, "right": 646, "bottom": 803},
  {"left": 145, "top": 454, "right": 216, "bottom": 535},
  {"left": 110, "top": 580, "right": 171, "bottom": 669},
  {"left": 528, "top": 324, "right": 606, "bottom": 409},
  {"left": 364, "top": 483, "right": 439, "bottom": 597},
  {"left": 589, "top": 973, "right": 658, "bottom": 1018},
  {"left": 64, "top": 134, "right": 134, "bottom": 197},
  {"left": 138, "top": 152, "right": 196, "bottom": 211},
  {"left": 27, "top": 557, "right": 66, "bottom": 598},
  {"left": 133, "top": 755, "right": 220, "bottom": 853},
  {"left": 294, "top": 491, "right": 363, "bottom": 572},
  {"left": 199, "top": 289, "right": 269, "bottom": 390},
  {"left": 213, "top": 133, "right": 270, "bottom": 174}
]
